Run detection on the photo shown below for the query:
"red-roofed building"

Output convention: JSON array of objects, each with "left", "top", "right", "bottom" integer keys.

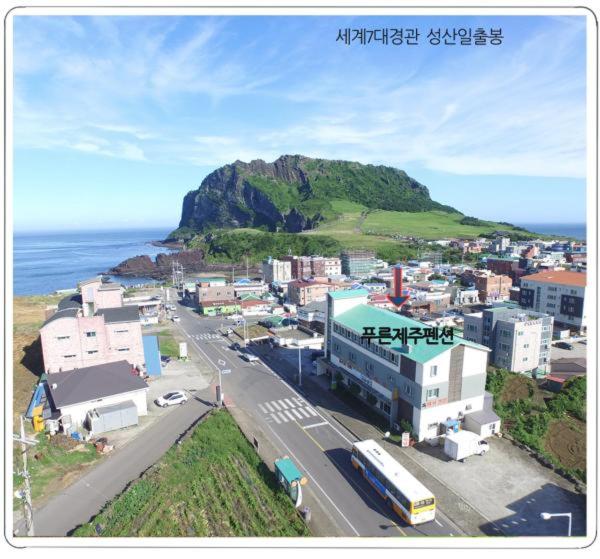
[{"left": 520, "top": 271, "right": 587, "bottom": 332}]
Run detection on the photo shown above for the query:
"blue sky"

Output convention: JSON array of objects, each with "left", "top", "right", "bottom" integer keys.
[{"left": 13, "top": 15, "right": 587, "bottom": 232}]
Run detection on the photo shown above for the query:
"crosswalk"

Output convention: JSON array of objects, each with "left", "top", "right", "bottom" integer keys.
[
  {"left": 258, "top": 397, "right": 320, "bottom": 425},
  {"left": 191, "top": 333, "right": 223, "bottom": 342}
]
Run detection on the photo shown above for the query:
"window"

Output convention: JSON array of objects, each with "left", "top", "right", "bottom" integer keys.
[
  {"left": 523, "top": 343, "right": 529, "bottom": 349},
  {"left": 427, "top": 422, "right": 438, "bottom": 431},
  {"left": 403, "top": 384, "right": 412, "bottom": 396},
  {"left": 118, "top": 347, "right": 130, "bottom": 352},
  {"left": 430, "top": 365, "right": 438, "bottom": 378},
  {"left": 426, "top": 388, "right": 439, "bottom": 400},
  {"left": 63, "top": 354, "right": 76, "bottom": 359},
  {"left": 87, "top": 350, "right": 98, "bottom": 355},
  {"left": 85, "top": 331, "right": 96, "bottom": 338},
  {"left": 115, "top": 329, "right": 129, "bottom": 334},
  {"left": 523, "top": 357, "right": 528, "bottom": 362},
  {"left": 57, "top": 335, "right": 70, "bottom": 341},
  {"left": 517, "top": 331, "right": 524, "bottom": 336}
]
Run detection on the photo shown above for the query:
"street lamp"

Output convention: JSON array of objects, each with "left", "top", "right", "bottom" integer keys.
[{"left": 540, "top": 512, "right": 572, "bottom": 536}]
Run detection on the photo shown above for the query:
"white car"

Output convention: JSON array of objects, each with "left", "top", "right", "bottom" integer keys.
[
  {"left": 241, "top": 354, "right": 259, "bottom": 362},
  {"left": 227, "top": 314, "right": 243, "bottom": 321},
  {"left": 155, "top": 391, "right": 188, "bottom": 407},
  {"left": 171, "top": 315, "right": 181, "bottom": 322}
]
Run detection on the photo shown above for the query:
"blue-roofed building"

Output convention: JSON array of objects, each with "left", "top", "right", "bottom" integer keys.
[
  {"left": 322, "top": 290, "right": 497, "bottom": 441},
  {"left": 142, "top": 335, "right": 162, "bottom": 376}
]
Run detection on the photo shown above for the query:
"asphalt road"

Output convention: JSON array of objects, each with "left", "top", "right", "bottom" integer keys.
[
  {"left": 173, "top": 297, "right": 462, "bottom": 538},
  {"left": 12, "top": 390, "right": 213, "bottom": 538}
]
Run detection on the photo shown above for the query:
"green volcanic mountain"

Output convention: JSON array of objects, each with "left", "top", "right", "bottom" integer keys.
[{"left": 171, "top": 155, "right": 459, "bottom": 238}]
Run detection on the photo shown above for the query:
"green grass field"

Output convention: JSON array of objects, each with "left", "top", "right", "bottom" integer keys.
[
  {"left": 157, "top": 329, "right": 180, "bottom": 358},
  {"left": 361, "top": 210, "right": 522, "bottom": 239},
  {"left": 73, "top": 410, "right": 310, "bottom": 537}
]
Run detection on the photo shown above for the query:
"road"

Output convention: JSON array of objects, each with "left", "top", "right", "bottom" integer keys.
[{"left": 173, "top": 295, "right": 462, "bottom": 537}]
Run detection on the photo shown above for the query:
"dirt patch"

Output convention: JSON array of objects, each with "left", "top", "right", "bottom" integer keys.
[
  {"left": 500, "top": 375, "right": 533, "bottom": 403},
  {"left": 544, "top": 419, "right": 586, "bottom": 471}
]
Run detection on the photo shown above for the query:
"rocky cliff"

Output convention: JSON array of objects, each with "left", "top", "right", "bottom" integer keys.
[{"left": 171, "top": 155, "right": 456, "bottom": 238}]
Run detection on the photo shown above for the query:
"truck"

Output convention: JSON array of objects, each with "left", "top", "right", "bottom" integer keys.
[{"left": 443, "top": 430, "right": 489, "bottom": 461}]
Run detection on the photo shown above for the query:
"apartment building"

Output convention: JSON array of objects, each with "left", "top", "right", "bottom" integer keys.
[
  {"left": 281, "top": 255, "right": 312, "bottom": 279},
  {"left": 310, "top": 256, "right": 342, "bottom": 277},
  {"left": 519, "top": 270, "right": 587, "bottom": 332},
  {"left": 463, "top": 270, "right": 512, "bottom": 303},
  {"left": 281, "top": 255, "right": 342, "bottom": 279},
  {"left": 463, "top": 305, "right": 553, "bottom": 374},
  {"left": 287, "top": 279, "right": 336, "bottom": 306},
  {"left": 322, "top": 290, "right": 495, "bottom": 441},
  {"left": 195, "top": 283, "right": 236, "bottom": 306},
  {"left": 40, "top": 300, "right": 144, "bottom": 374},
  {"left": 262, "top": 257, "right": 292, "bottom": 283},
  {"left": 341, "top": 250, "right": 377, "bottom": 276}
]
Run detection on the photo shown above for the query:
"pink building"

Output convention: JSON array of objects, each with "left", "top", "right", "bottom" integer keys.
[{"left": 40, "top": 279, "right": 144, "bottom": 374}]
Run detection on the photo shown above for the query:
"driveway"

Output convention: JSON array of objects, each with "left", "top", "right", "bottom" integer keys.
[{"left": 406, "top": 436, "right": 586, "bottom": 536}]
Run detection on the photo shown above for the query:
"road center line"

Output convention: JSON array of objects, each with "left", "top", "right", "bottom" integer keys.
[{"left": 264, "top": 422, "right": 361, "bottom": 537}]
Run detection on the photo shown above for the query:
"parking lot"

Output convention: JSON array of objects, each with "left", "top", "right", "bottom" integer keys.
[
  {"left": 406, "top": 436, "right": 586, "bottom": 536},
  {"left": 550, "top": 339, "right": 587, "bottom": 361}
]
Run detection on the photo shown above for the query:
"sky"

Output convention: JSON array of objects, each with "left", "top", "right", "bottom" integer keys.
[{"left": 12, "top": 15, "right": 587, "bottom": 232}]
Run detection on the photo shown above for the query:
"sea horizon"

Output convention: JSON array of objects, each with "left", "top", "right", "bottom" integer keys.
[{"left": 13, "top": 228, "right": 174, "bottom": 296}]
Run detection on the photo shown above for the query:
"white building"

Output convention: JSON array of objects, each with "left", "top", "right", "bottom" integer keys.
[
  {"left": 519, "top": 270, "right": 587, "bottom": 333},
  {"left": 322, "top": 290, "right": 496, "bottom": 441},
  {"left": 46, "top": 360, "right": 149, "bottom": 429},
  {"left": 262, "top": 257, "right": 292, "bottom": 283}
]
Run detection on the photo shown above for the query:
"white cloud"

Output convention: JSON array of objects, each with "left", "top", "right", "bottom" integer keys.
[{"left": 12, "top": 16, "right": 586, "bottom": 179}]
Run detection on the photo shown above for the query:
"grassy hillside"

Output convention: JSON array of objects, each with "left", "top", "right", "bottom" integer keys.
[
  {"left": 361, "top": 210, "right": 529, "bottom": 240},
  {"left": 74, "top": 410, "right": 309, "bottom": 537}
]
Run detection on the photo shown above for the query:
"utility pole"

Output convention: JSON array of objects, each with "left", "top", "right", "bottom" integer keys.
[
  {"left": 15, "top": 416, "right": 37, "bottom": 536},
  {"left": 217, "top": 367, "right": 223, "bottom": 408}
]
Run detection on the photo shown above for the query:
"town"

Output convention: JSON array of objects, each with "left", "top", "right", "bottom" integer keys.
[{"left": 13, "top": 231, "right": 587, "bottom": 538}]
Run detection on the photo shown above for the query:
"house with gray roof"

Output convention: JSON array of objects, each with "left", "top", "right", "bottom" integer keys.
[{"left": 46, "top": 360, "right": 148, "bottom": 428}]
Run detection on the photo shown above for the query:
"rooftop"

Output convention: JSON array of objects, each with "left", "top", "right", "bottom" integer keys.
[
  {"left": 333, "top": 304, "right": 489, "bottom": 364},
  {"left": 98, "top": 283, "right": 123, "bottom": 291},
  {"left": 522, "top": 270, "right": 586, "bottom": 287},
  {"left": 95, "top": 306, "right": 140, "bottom": 324},
  {"left": 41, "top": 307, "right": 80, "bottom": 328},
  {"left": 47, "top": 360, "right": 148, "bottom": 408},
  {"left": 57, "top": 293, "right": 82, "bottom": 311},
  {"left": 329, "top": 288, "right": 369, "bottom": 300}
]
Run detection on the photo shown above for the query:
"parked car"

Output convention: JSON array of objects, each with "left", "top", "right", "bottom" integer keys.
[
  {"left": 155, "top": 391, "right": 188, "bottom": 407},
  {"left": 556, "top": 341, "right": 574, "bottom": 350},
  {"left": 171, "top": 315, "right": 181, "bottom": 323},
  {"left": 241, "top": 353, "right": 259, "bottom": 362},
  {"left": 230, "top": 342, "right": 241, "bottom": 350}
]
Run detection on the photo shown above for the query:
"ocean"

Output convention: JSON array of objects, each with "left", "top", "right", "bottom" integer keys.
[
  {"left": 13, "top": 228, "right": 175, "bottom": 296},
  {"left": 12, "top": 223, "right": 587, "bottom": 296},
  {"left": 515, "top": 223, "right": 586, "bottom": 241}
]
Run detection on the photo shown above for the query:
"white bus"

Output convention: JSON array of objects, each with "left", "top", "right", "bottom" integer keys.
[{"left": 351, "top": 439, "right": 436, "bottom": 525}]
